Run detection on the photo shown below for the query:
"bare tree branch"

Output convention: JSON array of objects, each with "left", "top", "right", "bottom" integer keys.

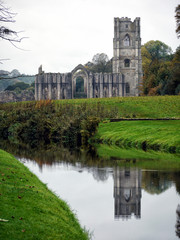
[
  {"left": 0, "top": 1, "right": 24, "bottom": 44},
  {"left": 175, "top": 4, "right": 180, "bottom": 38},
  {"left": 0, "top": 1, "right": 28, "bottom": 63},
  {"left": 0, "top": 58, "right": 9, "bottom": 64}
]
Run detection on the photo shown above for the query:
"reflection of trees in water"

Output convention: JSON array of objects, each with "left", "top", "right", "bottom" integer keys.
[
  {"left": 171, "top": 172, "right": 180, "bottom": 195},
  {"left": 0, "top": 140, "right": 113, "bottom": 181},
  {"left": 92, "top": 168, "right": 110, "bottom": 182},
  {"left": 142, "top": 171, "right": 172, "bottom": 195},
  {"left": 176, "top": 205, "right": 180, "bottom": 238},
  {"left": 1, "top": 140, "right": 180, "bottom": 190}
]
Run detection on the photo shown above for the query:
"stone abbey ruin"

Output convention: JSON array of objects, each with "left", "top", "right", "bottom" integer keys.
[{"left": 35, "top": 17, "right": 142, "bottom": 100}]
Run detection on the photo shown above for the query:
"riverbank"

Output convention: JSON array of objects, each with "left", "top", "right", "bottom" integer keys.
[
  {"left": 92, "top": 120, "right": 180, "bottom": 153},
  {"left": 0, "top": 149, "right": 89, "bottom": 240},
  {"left": 94, "top": 144, "right": 180, "bottom": 170}
]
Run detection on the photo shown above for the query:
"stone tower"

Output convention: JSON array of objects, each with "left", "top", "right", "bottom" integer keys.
[{"left": 113, "top": 17, "right": 142, "bottom": 96}]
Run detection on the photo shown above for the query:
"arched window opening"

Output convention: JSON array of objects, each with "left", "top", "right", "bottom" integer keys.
[
  {"left": 74, "top": 76, "right": 87, "bottom": 99},
  {"left": 124, "top": 189, "right": 131, "bottom": 202},
  {"left": 76, "top": 76, "right": 84, "bottom": 93},
  {"left": 124, "top": 59, "right": 130, "bottom": 67},
  {"left": 126, "top": 83, "right": 130, "bottom": 94},
  {"left": 123, "top": 34, "right": 130, "bottom": 46}
]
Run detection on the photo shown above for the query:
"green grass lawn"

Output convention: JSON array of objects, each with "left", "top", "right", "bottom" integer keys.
[
  {"left": 55, "top": 95, "right": 180, "bottom": 118},
  {"left": 93, "top": 120, "right": 180, "bottom": 153},
  {"left": 0, "top": 150, "right": 89, "bottom": 240}
]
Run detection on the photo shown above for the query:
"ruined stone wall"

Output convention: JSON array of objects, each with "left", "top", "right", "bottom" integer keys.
[
  {"left": 35, "top": 67, "right": 125, "bottom": 100},
  {"left": 35, "top": 72, "right": 72, "bottom": 100},
  {"left": 91, "top": 72, "right": 123, "bottom": 98}
]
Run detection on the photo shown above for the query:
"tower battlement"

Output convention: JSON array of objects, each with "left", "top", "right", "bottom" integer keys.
[{"left": 119, "top": 17, "right": 131, "bottom": 21}]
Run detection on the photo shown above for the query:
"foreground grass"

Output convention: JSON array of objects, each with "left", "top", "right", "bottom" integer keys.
[
  {"left": 95, "top": 144, "right": 180, "bottom": 170},
  {"left": 93, "top": 120, "right": 180, "bottom": 153},
  {"left": 0, "top": 150, "right": 89, "bottom": 240}
]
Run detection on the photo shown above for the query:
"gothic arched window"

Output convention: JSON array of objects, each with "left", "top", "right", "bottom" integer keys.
[
  {"left": 76, "top": 76, "right": 84, "bottom": 93},
  {"left": 123, "top": 34, "right": 130, "bottom": 46},
  {"left": 124, "top": 59, "right": 130, "bottom": 67}
]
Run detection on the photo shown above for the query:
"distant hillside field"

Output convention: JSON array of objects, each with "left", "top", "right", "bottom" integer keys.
[
  {"left": 55, "top": 95, "right": 180, "bottom": 119},
  {"left": 0, "top": 72, "right": 35, "bottom": 91}
]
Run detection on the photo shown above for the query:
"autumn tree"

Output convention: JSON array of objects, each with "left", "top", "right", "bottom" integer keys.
[
  {"left": 142, "top": 40, "right": 172, "bottom": 63},
  {"left": 168, "top": 46, "right": 180, "bottom": 95},
  {"left": 141, "top": 40, "right": 173, "bottom": 95}
]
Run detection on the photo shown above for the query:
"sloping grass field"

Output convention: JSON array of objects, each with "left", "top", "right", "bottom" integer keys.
[
  {"left": 55, "top": 95, "right": 180, "bottom": 118},
  {"left": 92, "top": 120, "right": 180, "bottom": 153}
]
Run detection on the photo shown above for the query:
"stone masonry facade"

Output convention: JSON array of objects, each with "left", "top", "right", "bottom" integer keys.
[{"left": 35, "top": 17, "right": 142, "bottom": 100}]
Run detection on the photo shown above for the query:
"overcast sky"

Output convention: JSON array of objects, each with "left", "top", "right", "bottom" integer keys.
[{"left": 0, "top": 0, "right": 179, "bottom": 75}]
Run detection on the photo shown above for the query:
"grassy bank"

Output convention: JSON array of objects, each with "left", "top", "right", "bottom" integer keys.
[
  {"left": 95, "top": 144, "right": 180, "bottom": 170},
  {"left": 92, "top": 120, "right": 180, "bottom": 153},
  {"left": 0, "top": 150, "right": 89, "bottom": 240},
  {"left": 55, "top": 95, "right": 180, "bottom": 118},
  {"left": 0, "top": 95, "right": 180, "bottom": 147}
]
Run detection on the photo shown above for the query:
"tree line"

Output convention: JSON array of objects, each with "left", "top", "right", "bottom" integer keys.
[{"left": 140, "top": 41, "right": 180, "bottom": 95}]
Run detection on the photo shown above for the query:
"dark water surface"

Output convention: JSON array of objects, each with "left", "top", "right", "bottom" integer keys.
[{"left": 1, "top": 143, "right": 180, "bottom": 240}]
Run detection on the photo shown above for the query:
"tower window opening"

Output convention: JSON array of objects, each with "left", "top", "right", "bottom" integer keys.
[
  {"left": 123, "top": 34, "right": 130, "bottom": 46},
  {"left": 124, "top": 59, "right": 130, "bottom": 67}
]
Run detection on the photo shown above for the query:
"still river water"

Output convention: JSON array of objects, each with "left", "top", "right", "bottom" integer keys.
[{"left": 2, "top": 143, "right": 180, "bottom": 240}]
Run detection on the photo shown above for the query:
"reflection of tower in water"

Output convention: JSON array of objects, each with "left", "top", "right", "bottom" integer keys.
[{"left": 113, "top": 167, "right": 142, "bottom": 220}]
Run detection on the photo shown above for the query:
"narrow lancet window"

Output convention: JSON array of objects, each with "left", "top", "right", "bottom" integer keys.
[
  {"left": 126, "top": 83, "right": 130, "bottom": 93},
  {"left": 123, "top": 34, "right": 130, "bottom": 46}
]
